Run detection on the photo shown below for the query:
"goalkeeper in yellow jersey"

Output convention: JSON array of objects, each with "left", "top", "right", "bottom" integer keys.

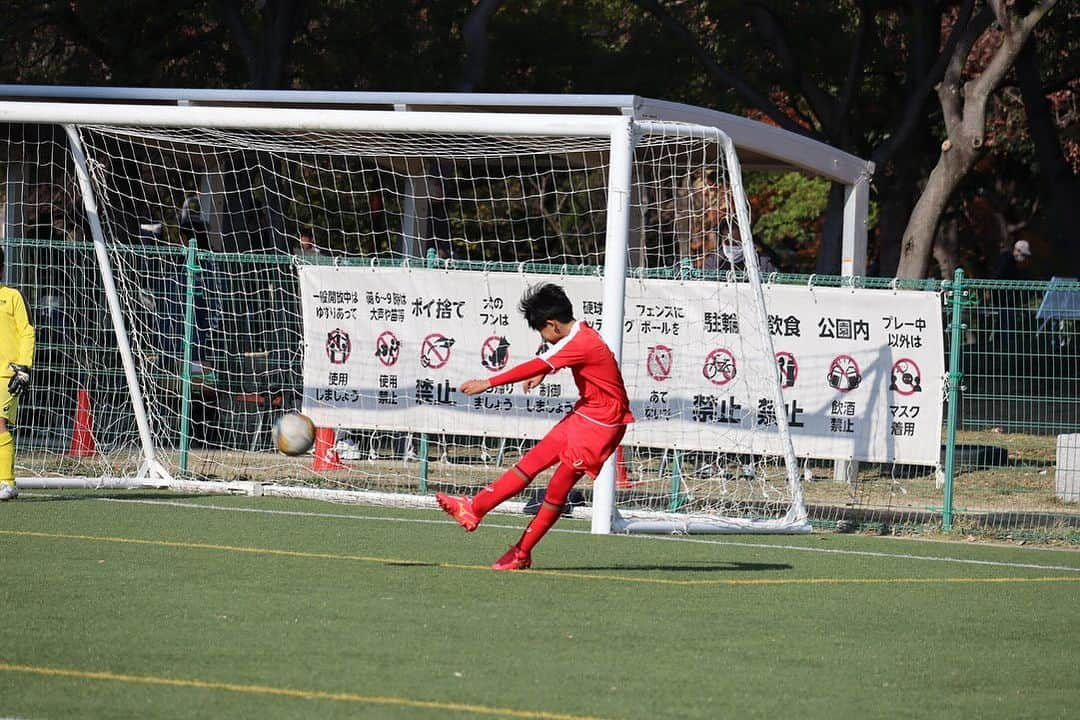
[{"left": 0, "top": 248, "right": 35, "bottom": 501}]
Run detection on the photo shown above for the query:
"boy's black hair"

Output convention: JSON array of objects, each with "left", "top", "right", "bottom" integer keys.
[{"left": 519, "top": 282, "right": 574, "bottom": 330}]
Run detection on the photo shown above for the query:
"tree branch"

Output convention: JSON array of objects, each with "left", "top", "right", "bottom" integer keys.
[
  {"left": 630, "top": 0, "right": 822, "bottom": 140},
  {"left": 871, "top": 1, "right": 989, "bottom": 167},
  {"left": 460, "top": 0, "right": 506, "bottom": 92},
  {"left": 967, "top": 0, "right": 1059, "bottom": 111},
  {"left": 216, "top": 1, "right": 259, "bottom": 82},
  {"left": 745, "top": 2, "right": 836, "bottom": 134},
  {"left": 897, "top": 0, "right": 1061, "bottom": 278},
  {"left": 51, "top": 5, "right": 121, "bottom": 70},
  {"left": 836, "top": 0, "right": 873, "bottom": 136}
]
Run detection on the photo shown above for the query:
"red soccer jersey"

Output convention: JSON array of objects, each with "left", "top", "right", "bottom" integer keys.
[{"left": 537, "top": 321, "right": 634, "bottom": 427}]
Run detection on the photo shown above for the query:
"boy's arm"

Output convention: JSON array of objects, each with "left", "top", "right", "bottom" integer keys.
[
  {"left": 459, "top": 357, "right": 550, "bottom": 395},
  {"left": 521, "top": 373, "right": 546, "bottom": 393},
  {"left": 14, "top": 291, "right": 35, "bottom": 367},
  {"left": 7, "top": 291, "right": 34, "bottom": 398}
]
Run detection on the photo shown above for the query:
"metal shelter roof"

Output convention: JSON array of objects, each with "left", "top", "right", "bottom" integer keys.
[{"left": 0, "top": 85, "right": 872, "bottom": 275}]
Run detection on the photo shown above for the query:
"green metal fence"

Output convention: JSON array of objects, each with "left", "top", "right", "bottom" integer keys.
[
  {"left": 942, "top": 272, "right": 1079, "bottom": 539},
  {"left": 5, "top": 237, "right": 1079, "bottom": 540}
]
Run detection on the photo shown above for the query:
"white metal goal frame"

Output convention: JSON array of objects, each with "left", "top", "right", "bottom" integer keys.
[{"left": 0, "top": 90, "right": 874, "bottom": 535}]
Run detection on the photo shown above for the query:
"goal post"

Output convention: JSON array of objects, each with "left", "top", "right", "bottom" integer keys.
[
  {"left": 0, "top": 100, "right": 809, "bottom": 534},
  {"left": 63, "top": 124, "right": 172, "bottom": 485},
  {"left": 590, "top": 118, "right": 633, "bottom": 534}
]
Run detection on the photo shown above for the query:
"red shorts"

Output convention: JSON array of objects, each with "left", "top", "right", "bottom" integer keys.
[{"left": 516, "top": 412, "right": 626, "bottom": 479}]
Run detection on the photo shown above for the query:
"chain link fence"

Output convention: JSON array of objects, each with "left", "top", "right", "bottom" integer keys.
[{"left": 5, "top": 237, "right": 1079, "bottom": 540}]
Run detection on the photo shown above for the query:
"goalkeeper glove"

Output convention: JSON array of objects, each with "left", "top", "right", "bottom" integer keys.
[{"left": 8, "top": 364, "right": 30, "bottom": 398}]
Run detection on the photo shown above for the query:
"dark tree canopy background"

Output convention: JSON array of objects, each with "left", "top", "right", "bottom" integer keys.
[{"left": 1, "top": 0, "right": 1076, "bottom": 278}]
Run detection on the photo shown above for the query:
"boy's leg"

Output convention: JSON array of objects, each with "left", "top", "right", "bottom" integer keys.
[
  {"left": 492, "top": 461, "right": 582, "bottom": 569},
  {"left": 494, "top": 419, "right": 626, "bottom": 569},
  {"left": 0, "top": 412, "right": 16, "bottom": 501},
  {"left": 436, "top": 421, "right": 564, "bottom": 531},
  {"left": 436, "top": 464, "right": 538, "bottom": 531},
  {"left": 515, "top": 461, "right": 583, "bottom": 555},
  {"left": 470, "top": 464, "right": 532, "bottom": 517}
]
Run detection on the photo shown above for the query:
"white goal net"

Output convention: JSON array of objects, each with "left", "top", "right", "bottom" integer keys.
[{"left": 0, "top": 105, "right": 807, "bottom": 533}]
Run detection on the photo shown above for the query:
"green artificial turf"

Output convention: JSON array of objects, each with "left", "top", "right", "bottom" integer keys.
[{"left": 2, "top": 492, "right": 1079, "bottom": 719}]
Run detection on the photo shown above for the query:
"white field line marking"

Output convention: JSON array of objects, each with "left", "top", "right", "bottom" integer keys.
[{"left": 91, "top": 496, "right": 1080, "bottom": 575}]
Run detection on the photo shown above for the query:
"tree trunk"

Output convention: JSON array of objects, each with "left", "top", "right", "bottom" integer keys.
[
  {"left": 932, "top": 213, "right": 961, "bottom": 279},
  {"left": 899, "top": 144, "right": 974, "bottom": 278},
  {"left": 1015, "top": 36, "right": 1080, "bottom": 276},
  {"left": 216, "top": 0, "right": 304, "bottom": 89},
  {"left": 896, "top": 0, "right": 1059, "bottom": 278},
  {"left": 459, "top": 0, "right": 506, "bottom": 91},
  {"left": 815, "top": 183, "right": 846, "bottom": 274}
]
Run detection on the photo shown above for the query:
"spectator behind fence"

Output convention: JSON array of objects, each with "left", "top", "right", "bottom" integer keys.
[
  {"left": 715, "top": 224, "right": 777, "bottom": 274},
  {"left": 297, "top": 227, "right": 326, "bottom": 258},
  {"left": 685, "top": 170, "right": 776, "bottom": 274},
  {"left": 995, "top": 239, "right": 1033, "bottom": 281},
  {"left": 993, "top": 239, "right": 1034, "bottom": 351}
]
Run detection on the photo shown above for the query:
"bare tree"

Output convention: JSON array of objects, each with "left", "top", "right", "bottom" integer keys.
[
  {"left": 897, "top": 0, "right": 1059, "bottom": 277},
  {"left": 629, "top": 0, "right": 955, "bottom": 275}
]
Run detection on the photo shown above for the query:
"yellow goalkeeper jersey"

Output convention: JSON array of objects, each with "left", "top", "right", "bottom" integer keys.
[{"left": 0, "top": 284, "right": 35, "bottom": 375}]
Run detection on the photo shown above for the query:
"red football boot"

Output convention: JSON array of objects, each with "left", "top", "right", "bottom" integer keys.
[
  {"left": 435, "top": 492, "right": 480, "bottom": 532},
  {"left": 491, "top": 545, "right": 532, "bottom": 571}
]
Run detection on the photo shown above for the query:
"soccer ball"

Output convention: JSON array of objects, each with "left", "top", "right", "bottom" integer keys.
[{"left": 272, "top": 412, "right": 316, "bottom": 456}]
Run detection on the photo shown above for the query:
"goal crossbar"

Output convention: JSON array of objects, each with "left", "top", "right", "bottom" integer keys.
[{"left": 0, "top": 101, "right": 627, "bottom": 137}]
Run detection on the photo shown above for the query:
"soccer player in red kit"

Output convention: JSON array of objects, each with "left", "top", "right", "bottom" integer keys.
[{"left": 436, "top": 283, "right": 634, "bottom": 570}]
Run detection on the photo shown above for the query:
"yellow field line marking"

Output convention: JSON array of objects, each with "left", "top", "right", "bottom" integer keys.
[
  {"left": 0, "top": 661, "right": 602, "bottom": 720},
  {"left": 4, "top": 529, "right": 1079, "bottom": 587}
]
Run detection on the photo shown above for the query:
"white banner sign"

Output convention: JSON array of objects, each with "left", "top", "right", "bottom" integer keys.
[{"left": 300, "top": 267, "right": 944, "bottom": 464}]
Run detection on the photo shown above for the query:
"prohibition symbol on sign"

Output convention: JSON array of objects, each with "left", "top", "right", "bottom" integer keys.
[
  {"left": 889, "top": 358, "right": 922, "bottom": 395},
  {"left": 326, "top": 328, "right": 352, "bottom": 365},
  {"left": 481, "top": 336, "right": 511, "bottom": 371},
  {"left": 827, "top": 354, "right": 862, "bottom": 392},
  {"left": 647, "top": 345, "right": 673, "bottom": 381},
  {"left": 703, "top": 348, "right": 737, "bottom": 386},
  {"left": 374, "top": 330, "right": 400, "bottom": 368},
  {"left": 775, "top": 351, "right": 798, "bottom": 388},
  {"left": 420, "top": 333, "right": 455, "bottom": 369}
]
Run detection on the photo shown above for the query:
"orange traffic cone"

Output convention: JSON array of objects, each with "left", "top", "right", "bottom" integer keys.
[
  {"left": 68, "top": 388, "right": 97, "bottom": 457},
  {"left": 312, "top": 426, "right": 346, "bottom": 470}
]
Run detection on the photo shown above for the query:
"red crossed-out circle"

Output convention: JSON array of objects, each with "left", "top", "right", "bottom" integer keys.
[
  {"left": 775, "top": 351, "right": 798, "bottom": 388},
  {"left": 827, "top": 354, "right": 862, "bottom": 392},
  {"left": 703, "top": 348, "right": 737, "bottom": 386},
  {"left": 890, "top": 358, "right": 922, "bottom": 396},
  {"left": 481, "top": 335, "right": 511, "bottom": 371},
  {"left": 375, "top": 330, "right": 400, "bottom": 367},
  {"left": 647, "top": 345, "right": 673, "bottom": 381},
  {"left": 420, "top": 333, "right": 454, "bottom": 369}
]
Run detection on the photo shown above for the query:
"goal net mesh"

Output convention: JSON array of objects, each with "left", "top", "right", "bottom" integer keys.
[{"left": 1, "top": 117, "right": 806, "bottom": 531}]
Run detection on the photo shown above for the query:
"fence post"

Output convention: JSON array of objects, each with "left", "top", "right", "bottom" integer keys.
[
  {"left": 668, "top": 451, "right": 685, "bottom": 512},
  {"left": 416, "top": 248, "right": 438, "bottom": 493},
  {"left": 178, "top": 239, "right": 199, "bottom": 477},
  {"left": 942, "top": 268, "right": 968, "bottom": 530}
]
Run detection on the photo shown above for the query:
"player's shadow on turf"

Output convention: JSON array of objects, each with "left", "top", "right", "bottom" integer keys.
[{"left": 558, "top": 561, "right": 792, "bottom": 573}]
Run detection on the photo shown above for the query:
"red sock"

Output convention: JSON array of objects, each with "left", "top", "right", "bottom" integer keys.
[
  {"left": 472, "top": 466, "right": 531, "bottom": 517},
  {"left": 516, "top": 463, "right": 582, "bottom": 555},
  {"left": 517, "top": 503, "right": 562, "bottom": 554}
]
